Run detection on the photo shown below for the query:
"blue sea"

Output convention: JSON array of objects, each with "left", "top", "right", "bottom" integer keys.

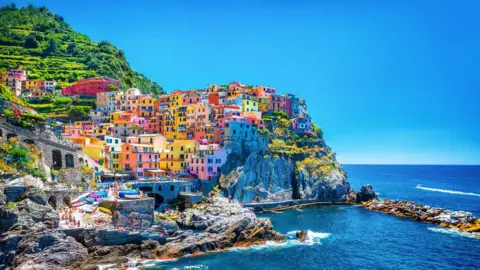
[{"left": 154, "top": 165, "right": 480, "bottom": 270}]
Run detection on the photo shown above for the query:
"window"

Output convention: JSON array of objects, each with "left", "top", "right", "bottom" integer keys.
[{"left": 170, "top": 185, "right": 174, "bottom": 191}]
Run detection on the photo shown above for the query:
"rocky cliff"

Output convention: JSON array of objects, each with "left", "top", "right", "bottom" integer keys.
[{"left": 219, "top": 116, "right": 351, "bottom": 203}]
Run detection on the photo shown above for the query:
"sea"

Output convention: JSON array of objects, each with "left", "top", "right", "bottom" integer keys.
[{"left": 150, "top": 165, "right": 480, "bottom": 270}]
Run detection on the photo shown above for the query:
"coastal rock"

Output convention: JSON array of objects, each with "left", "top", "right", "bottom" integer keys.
[
  {"left": 220, "top": 150, "right": 351, "bottom": 203},
  {"left": 356, "top": 184, "right": 378, "bottom": 203},
  {"left": 0, "top": 190, "right": 82, "bottom": 270},
  {"left": 156, "top": 196, "right": 285, "bottom": 259},
  {"left": 11, "top": 232, "right": 88, "bottom": 270},
  {"left": 361, "top": 199, "right": 480, "bottom": 235},
  {"left": 295, "top": 163, "right": 350, "bottom": 202}
]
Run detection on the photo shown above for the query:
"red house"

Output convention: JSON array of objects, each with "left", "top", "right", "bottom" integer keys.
[{"left": 62, "top": 77, "right": 119, "bottom": 96}]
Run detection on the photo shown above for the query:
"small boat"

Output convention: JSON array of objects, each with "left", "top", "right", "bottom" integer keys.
[
  {"left": 72, "top": 201, "right": 87, "bottom": 207},
  {"left": 118, "top": 189, "right": 140, "bottom": 198},
  {"left": 416, "top": 184, "right": 422, "bottom": 188},
  {"left": 99, "top": 207, "right": 112, "bottom": 214},
  {"left": 86, "top": 197, "right": 97, "bottom": 203},
  {"left": 124, "top": 194, "right": 142, "bottom": 199}
]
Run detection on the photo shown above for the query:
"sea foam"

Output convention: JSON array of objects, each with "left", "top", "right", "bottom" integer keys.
[
  {"left": 415, "top": 186, "right": 480, "bottom": 197},
  {"left": 228, "top": 230, "right": 330, "bottom": 252},
  {"left": 427, "top": 227, "right": 479, "bottom": 239}
]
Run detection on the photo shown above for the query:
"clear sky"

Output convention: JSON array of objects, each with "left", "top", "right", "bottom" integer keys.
[{"left": 7, "top": 0, "right": 480, "bottom": 165}]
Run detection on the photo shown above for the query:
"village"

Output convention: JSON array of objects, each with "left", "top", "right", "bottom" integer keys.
[{"left": 1, "top": 68, "right": 315, "bottom": 231}]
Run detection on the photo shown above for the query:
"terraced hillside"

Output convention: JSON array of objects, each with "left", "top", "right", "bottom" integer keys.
[{"left": 0, "top": 4, "right": 164, "bottom": 96}]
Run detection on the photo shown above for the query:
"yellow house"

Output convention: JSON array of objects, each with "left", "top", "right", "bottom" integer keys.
[
  {"left": 82, "top": 139, "right": 106, "bottom": 163},
  {"left": 163, "top": 108, "right": 178, "bottom": 141},
  {"left": 169, "top": 92, "right": 183, "bottom": 108},
  {"left": 242, "top": 97, "right": 258, "bottom": 112},
  {"left": 176, "top": 106, "right": 187, "bottom": 140},
  {"left": 92, "top": 123, "right": 111, "bottom": 137},
  {"left": 160, "top": 140, "right": 198, "bottom": 173},
  {"left": 25, "top": 80, "right": 37, "bottom": 90}
]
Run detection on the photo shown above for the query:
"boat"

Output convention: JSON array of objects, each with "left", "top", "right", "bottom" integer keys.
[
  {"left": 86, "top": 196, "right": 97, "bottom": 203},
  {"left": 99, "top": 207, "right": 112, "bottom": 214},
  {"left": 71, "top": 201, "right": 87, "bottom": 207},
  {"left": 416, "top": 184, "right": 422, "bottom": 188},
  {"left": 124, "top": 194, "right": 142, "bottom": 199},
  {"left": 118, "top": 189, "right": 140, "bottom": 198}
]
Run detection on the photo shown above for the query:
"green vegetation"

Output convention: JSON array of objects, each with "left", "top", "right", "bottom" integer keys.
[
  {"left": 295, "top": 156, "right": 336, "bottom": 177},
  {"left": 0, "top": 137, "right": 47, "bottom": 180},
  {"left": 6, "top": 201, "right": 18, "bottom": 209},
  {"left": 0, "top": 5, "right": 164, "bottom": 96},
  {"left": 25, "top": 95, "right": 94, "bottom": 118},
  {"left": 0, "top": 84, "right": 26, "bottom": 106}
]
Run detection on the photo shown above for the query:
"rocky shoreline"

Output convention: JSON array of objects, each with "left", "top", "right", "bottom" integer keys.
[
  {"left": 0, "top": 188, "right": 285, "bottom": 270},
  {"left": 361, "top": 199, "right": 480, "bottom": 237}
]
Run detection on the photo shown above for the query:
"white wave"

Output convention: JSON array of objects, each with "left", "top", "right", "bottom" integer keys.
[
  {"left": 170, "top": 266, "right": 209, "bottom": 270},
  {"left": 415, "top": 186, "right": 480, "bottom": 197},
  {"left": 229, "top": 230, "right": 330, "bottom": 252},
  {"left": 427, "top": 227, "right": 479, "bottom": 239}
]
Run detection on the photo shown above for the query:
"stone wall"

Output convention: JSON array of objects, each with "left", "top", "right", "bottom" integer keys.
[{"left": 0, "top": 121, "right": 81, "bottom": 170}]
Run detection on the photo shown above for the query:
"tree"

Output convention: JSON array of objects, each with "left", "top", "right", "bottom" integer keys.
[
  {"left": 107, "top": 83, "right": 120, "bottom": 92},
  {"left": 67, "top": 42, "right": 77, "bottom": 54},
  {"left": 68, "top": 106, "right": 89, "bottom": 119},
  {"left": 44, "top": 39, "right": 59, "bottom": 55},
  {"left": 24, "top": 35, "right": 39, "bottom": 48}
]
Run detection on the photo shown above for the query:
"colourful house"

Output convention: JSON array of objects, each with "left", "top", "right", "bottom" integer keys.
[
  {"left": 188, "top": 144, "right": 228, "bottom": 180},
  {"left": 62, "top": 77, "right": 119, "bottom": 96},
  {"left": 160, "top": 140, "right": 199, "bottom": 174},
  {"left": 121, "top": 143, "right": 160, "bottom": 178},
  {"left": 126, "top": 134, "right": 167, "bottom": 152},
  {"left": 82, "top": 140, "right": 107, "bottom": 164},
  {"left": 104, "top": 136, "right": 123, "bottom": 171},
  {"left": 186, "top": 104, "right": 211, "bottom": 128},
  {"left": 292, "top": 117, "right": 313, "bottom": 135}
]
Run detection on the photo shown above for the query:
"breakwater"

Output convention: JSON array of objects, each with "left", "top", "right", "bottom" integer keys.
[
  {"left": 361, "top": 199, "right": 480, "bottom": 236},
  {"left": 243, "top": 199, "right": 350, "bottom": 213}
]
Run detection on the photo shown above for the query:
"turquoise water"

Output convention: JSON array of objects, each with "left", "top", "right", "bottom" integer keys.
[{"left": 155, "top": 165, "right": 480, "bottom": 269}]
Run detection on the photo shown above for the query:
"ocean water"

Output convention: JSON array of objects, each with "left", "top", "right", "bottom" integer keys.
[{"left": 152, "top": 165, "right": 480, "bottom": 270}]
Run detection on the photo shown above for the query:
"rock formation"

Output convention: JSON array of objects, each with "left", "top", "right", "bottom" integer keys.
[
  {"left": 361, "top": 199, "right": 480, "bottom": 236},
  {"left": 219, "top": 125, "right": 352, "bottom": 203},
  {"left": 0, "top": 190, "right": 88, "bottom": 270}
]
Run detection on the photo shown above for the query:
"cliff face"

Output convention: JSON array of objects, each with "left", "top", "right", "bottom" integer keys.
[{"left": 219, "top": 118, "right": 351, "bottom": 203}]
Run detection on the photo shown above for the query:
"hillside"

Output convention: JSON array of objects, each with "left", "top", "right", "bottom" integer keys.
[{"left": 0, "top": 4, "right": 164, "bottom": 96}]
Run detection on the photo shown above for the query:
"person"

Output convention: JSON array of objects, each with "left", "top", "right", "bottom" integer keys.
[{"left": 228, "top": 195, "right": 232, "bottom": 203}]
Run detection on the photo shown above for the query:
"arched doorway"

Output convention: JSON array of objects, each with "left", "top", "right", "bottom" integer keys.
[
  {"left": 79, "top": 157, "right": 84, "bottom": 166},
  {"left": 65, "top": 154, "right": 74, "bottom": 168},
  {"left": 153, "top": 193, "right": 164, "bottom": 208},
  {"left": 7, "top": 133, "right": 18, "bottom": 140},
  {"left": 48, "top": 195, "right": 57, "bottom": 209},
  {"left": 23, "top": 139, "right": 35, "bottom": 145},
  {"left": 63, "top": 195, "right": 71, "bottom": 207},
  {"left": 52, "top": 150, "right": 62, "bottom": 169}
]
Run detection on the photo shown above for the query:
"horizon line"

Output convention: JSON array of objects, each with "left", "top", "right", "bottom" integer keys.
[{"left": 343, "top": 164, "right": 480, "bottom": 166}]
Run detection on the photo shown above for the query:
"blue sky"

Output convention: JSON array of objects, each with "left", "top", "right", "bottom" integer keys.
[{"left": 7, "top": 0, "right": 480, "bottom": 164}]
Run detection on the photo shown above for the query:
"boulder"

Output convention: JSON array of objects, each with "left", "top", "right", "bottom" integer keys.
[{"left": 356, "top": 184, "right": 377, "bottom": 203}]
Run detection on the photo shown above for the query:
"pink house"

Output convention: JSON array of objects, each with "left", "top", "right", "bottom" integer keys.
[
  {"left": 241, "top": 112, "right": 266, "bottom": 129},
  {"left": 292, "top": 117, "right": 313, "bottom": 135},
  {"left": 188, "top": 144, "right": 228, "bottom": 180},
  {"left": 62, "top": 77, "right": 119, "bottom": 96},
  {"left": 183, "top": 92, "right": 202, "bottom": 105}
]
